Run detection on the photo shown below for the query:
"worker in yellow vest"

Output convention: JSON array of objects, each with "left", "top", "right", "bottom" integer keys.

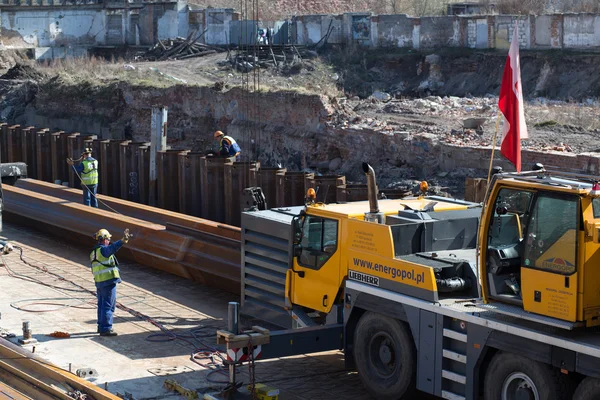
[
  {"left": 67, "top": 148, "right": 99, "bottom": 207},
  {"left": 213, "top": 130, "right": 241, "bottom": 161},
  {"left": 91, "top": 228, "right": 132, "bottom": 336}
]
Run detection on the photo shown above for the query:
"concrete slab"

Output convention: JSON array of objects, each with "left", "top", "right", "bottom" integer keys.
[{"left": 0, "top": 222, "right": 388, "bottom": 400}]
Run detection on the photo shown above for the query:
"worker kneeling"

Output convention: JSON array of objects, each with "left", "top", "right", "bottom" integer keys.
[{"left": 91, "top": 228, "right": 132, "bottom": 336}]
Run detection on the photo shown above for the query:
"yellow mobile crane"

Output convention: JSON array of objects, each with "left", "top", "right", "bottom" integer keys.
[{"left": 229, "top": 163, "right": 600, "bottom": 400}]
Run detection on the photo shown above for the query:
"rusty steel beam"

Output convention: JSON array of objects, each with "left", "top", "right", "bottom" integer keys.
[
  {"left": 0, "top": 337, "right": 120, "bottom": 400},
  {"left": 4, "top": 184, "right": 241, "bottom": 293},
  {"left": 15, "top": 179, "right": 241, "bottom": 240}
]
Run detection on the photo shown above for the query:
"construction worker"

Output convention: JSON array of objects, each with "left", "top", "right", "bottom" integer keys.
[
  {"left": 91, "top": 228, "right": 132, "bottom": 336},
  {"left": 67, "top": 148, "right": 98, "bottom": 208},
  {"left": 213, "top": 130, "right": 241, "bottom": 161}
]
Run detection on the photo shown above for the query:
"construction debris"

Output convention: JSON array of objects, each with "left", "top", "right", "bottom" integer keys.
[
  {"left": 227, "top": 44, "right": 309, "bottom": 71},
  {"left": 138, "top": 30, "right": 225, "bottom": 61}
]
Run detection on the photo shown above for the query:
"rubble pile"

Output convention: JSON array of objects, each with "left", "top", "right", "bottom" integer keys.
[{"left": 226, "top": 45, "right": 315, "bottom": 72}]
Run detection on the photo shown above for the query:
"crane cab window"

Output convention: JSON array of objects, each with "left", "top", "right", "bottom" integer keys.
[
  {"left": 486, "top": 188, "right": 533, "bottom": 304},
  {"left": 488, "top": 188, "right": 533, "bottom": 248},
  {"left": 523, "top": 193, "right": 578, "bottom": 275},
  {"left": 298, "top": 216, "right": 338, "bottom": 270}
]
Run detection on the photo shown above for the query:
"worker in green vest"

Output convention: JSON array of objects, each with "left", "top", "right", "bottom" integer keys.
[
  {"left": 67, "top": 148, "right": 99, "bottom": 207},
  {"left": 91, "top": 228, "right": 132, "bottom": 336}
]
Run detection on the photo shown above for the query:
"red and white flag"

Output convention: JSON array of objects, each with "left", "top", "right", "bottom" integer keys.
[{"left": 498, "top": 24, "right": 528, "bottom": 172}]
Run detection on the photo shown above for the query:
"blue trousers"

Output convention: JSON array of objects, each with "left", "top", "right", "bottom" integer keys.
[
  {"left": 97, "top": 282, "right": 117, "bottom": 333},
  {"left": 83, "top": 184, "right": 98, "bottom": 208}
]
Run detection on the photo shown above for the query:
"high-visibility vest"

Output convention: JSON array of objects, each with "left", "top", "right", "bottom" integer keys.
[
  {"left": 81, "top": 159, "right": 99, "bottom": 186},
  {"left": 220, "top": 136, "right": 241, "bottom": 156},
  {"left": 89, "top": 246, "right": 120, "bottom": 284}
]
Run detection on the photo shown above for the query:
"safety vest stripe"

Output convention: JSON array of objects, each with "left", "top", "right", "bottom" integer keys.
[{"left": 93, "top": 267, "right": 119, "bottom": 276}]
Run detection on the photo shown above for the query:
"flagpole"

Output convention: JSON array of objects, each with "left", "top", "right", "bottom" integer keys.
[{"left": 487, "top": 111, "right": 502, "bottom": 184}]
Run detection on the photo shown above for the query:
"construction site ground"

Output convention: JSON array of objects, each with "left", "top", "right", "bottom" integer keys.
[{"left": 0, "top": 219, "right": 427, "bottom": 400}]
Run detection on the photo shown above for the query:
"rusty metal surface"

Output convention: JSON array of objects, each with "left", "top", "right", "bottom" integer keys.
[
  {"left": 312, "top": 175, "right": 346, "bottom": 204},
  {"left": 99, "top": 139, "right": 128, "bottom": 197},
  {"left": 5, "top": 183, "right": 242, "bottom": 292},
  {"left": 178, "top": 152, "right": 204, "bottom": 217},
  {"left": 21, "top": 126, "right": 37, "bottom": 179},
  {"left": 225, "top": 161, "right": 259, "bottom": 226},
  {"left": 0, "top": 123, "right": 7, "bottom": 162},
  {"left": 50, "top": 131, "right": 70, "bottom": 184},
  {"left": 201, "top": 157, "right": 235, "bottom": 223},
  {"left": 276, "top": 171, "right": 314, "bottom": 207},
  {"left": 120, "top": 142, "right": 150, "bottom": 204},
  {"left": 336, "top": 184, "right": 369, "bottom": 202},
  {"left": 35, "top": 129, "right": 52, "bottom": 182},
  {"left": 7, "top": 125, "right": 22, "bottom": 163},
  {"left": 257, "top": 167, "right": 286, "bottom": 209},
  {"left": 158, "top": 149, "right": 189, "bottom": 212},
  {"left": 0, "top": 337, "right": 121, "bottom": 400}
]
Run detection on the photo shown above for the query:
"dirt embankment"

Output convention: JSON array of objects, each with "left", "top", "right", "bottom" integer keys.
[{"left": 0, "top": 48, "right": 599, "bottom": 196}]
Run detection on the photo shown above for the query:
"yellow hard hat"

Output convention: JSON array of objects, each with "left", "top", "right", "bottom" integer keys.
[
  {"left": 213, "top": 130, "right": 224, "bottom": 138},
  {"left": 94, "top": 229, "right": 112, "bottom": 241}
]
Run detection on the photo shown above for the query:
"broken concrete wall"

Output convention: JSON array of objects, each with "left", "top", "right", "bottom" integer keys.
[
  {"left": 177, "top": 0, "right": 189, "bottom": 39},
  {"left": 494, "top": 15, "right": 531, "bottom": 49},
  {"left": 343, "top": 12, "right": 372, "bottom": 45},
  {"left": 419, "top": 16, "right": 460, "bottom": 49},
  {"left": 137, "top": 3, "right": 178, "bottom": 45},
  {"left": 295, "top": 14, "right": 325, "bottom": 45},
  {"left": 371, "top": 14, "right": 414, "bottom": 48},
  {"left": 205, "top": 8, "right": 235, "bottom": 45},
  {"left": 0, "top": 9, "right": 106, "bottom": 47},
  {"left": 563, "top": 13, "right": 600, "bottom": 48},
  {"left": 188, "top": 10, "right": 204, "bottom": 42},
  {"left": 464, "top": 16, "right": 491, "bottom": 49}
]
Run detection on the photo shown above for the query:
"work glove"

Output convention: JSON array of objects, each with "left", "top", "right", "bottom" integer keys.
[
  {"left": 66, "top": 158, "right": 74, "bottom": 166},
  {"left": 122, "top": 229, "right": 132, "bottom": 244}
]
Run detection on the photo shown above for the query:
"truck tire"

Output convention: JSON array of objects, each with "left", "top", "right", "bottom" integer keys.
[
  {"left": 484, "top": 352, "right": 572, "bottom": 400},
  {"left": 354, "top": 311, "right": 415, "bottom": 400},
  {"left": 574, "top": 377, "right": 600, "bottom": 400}
]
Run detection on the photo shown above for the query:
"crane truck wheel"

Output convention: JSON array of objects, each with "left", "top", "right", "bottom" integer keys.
[
  {"left": 484, "top": 352, "right": 572, "bottom": 400},
  {"left": 354, "top": 312, "right": 416, "bottom": 400},
  {"left": 573, "top": 377, "right": 600, "bottom": 400}
]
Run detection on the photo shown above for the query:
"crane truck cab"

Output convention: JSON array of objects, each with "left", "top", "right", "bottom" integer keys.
[{"left": 238, "top": 163, "right": 600, "bottom": 400}]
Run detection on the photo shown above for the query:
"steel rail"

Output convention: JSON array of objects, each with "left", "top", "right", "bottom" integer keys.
[{"left": 0, "top": 337, "right": 121, "bottom": 400}]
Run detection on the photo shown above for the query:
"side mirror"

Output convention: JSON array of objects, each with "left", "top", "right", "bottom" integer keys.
[
  {"left": 292, "top": 212, "right": 306, "bottom": 245},
  {"left": 293, "top": 244, "right": 303, "bottom": 258}
]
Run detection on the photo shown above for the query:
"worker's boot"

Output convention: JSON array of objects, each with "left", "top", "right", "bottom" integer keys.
[{"left": 99, "top": 330, "right": 118, "bottom": 337}]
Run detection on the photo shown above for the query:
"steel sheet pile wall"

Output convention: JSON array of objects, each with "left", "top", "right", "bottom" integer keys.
[
  {"left": 201, "top": 157, "right": 234, "bottom": 223},
  {"left": 120, "top": 142, "right": 150, "bottom": 204},
  {"left": 312, "top": 174, "right": 345, "bottom": 204},
  {"left": 100, "top": 139, "right": 129, "bottom": 197},
  {"left": 225, "top": 161, "right": 259, "bottom": 227},
  {"left": 276, "top": 171, "right": 315, "bottom": 206},
  {"left": 50, "top": 131, "right": 71, "bottom": 184},
  {"left": 158, "top": 149, "right": 189, "bottom": 212},
  {"left": 0, "top": 123, "right": 413, "bottom": 227},
  {"left": 21, "top": 126, "right": 37, "bottom": 179},
  {"left": 6, "top": 125, "right": 23, "bottom": 163},
  {"left": 337, "top": 184, "right": 369, "bottom": 202},
  {"left": 178, "top": 152, "right": 205, "bottom": 217},
  {"left": 257, "top": 167, "right": 286, "bottom": 209},
  {"left": 36, "top": 129, "right": 52, "bottom": 182}
]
